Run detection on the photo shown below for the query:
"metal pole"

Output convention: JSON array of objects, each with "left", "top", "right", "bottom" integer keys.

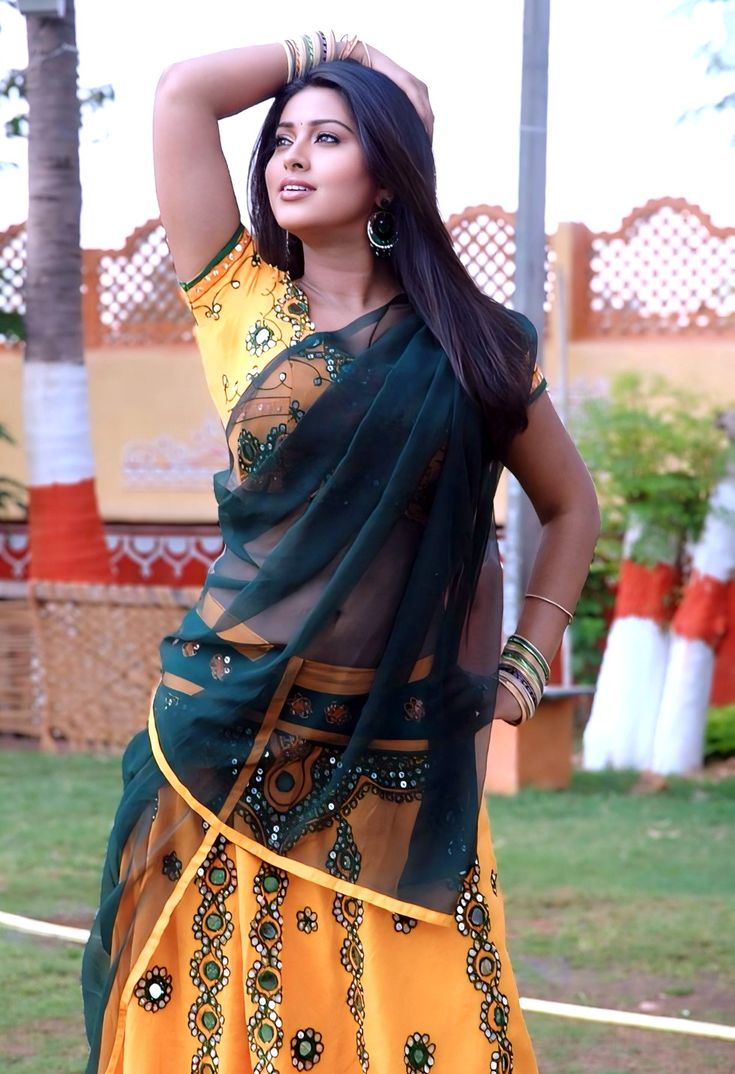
[{"left": 503, "top": 0, "right": 551, "bottom": 639}]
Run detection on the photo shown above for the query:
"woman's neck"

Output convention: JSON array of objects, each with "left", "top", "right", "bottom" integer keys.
[{"left": 297, "top": 241, "right": 399, "bottom": 320}]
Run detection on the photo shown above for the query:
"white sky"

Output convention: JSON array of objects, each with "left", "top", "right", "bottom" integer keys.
[{"left": 1, "top": 0, "right": 733, "bottom": 248}]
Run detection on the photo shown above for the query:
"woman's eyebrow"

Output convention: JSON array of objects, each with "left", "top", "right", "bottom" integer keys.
[{"left": 276, "top": 118, "right": 354, "bottom": 133}]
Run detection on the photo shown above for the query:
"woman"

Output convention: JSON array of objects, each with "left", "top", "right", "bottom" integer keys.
[{"left": 82, "top": 33, "right": 600, "bottom": 1074}]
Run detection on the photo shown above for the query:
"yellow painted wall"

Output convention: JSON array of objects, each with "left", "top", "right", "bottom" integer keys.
[
  {"left": 0, "top": 345, "right": 221, "bottom": 522},
  {"left": 1, "top": 334, "right": 734, "bottom": 525}
]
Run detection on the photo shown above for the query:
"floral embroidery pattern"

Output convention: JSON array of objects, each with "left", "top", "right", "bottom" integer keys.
[
  {"left": 161, "top": 851, "right": 182, "bottom": 881},
  {"left": 273, "top": 279, "right": 315, "bottom": 341},
  {"left": 291, "top": 1027, "right": 324, "bottom": 1070},
  {"left": 237, "top": 418, "right": 302, "bottom": 478},
  {"left": 404, "top": 1032, "right": 436, "bottom": 1072},
  {"left": 134, "top": 966, "right": 172, "bottom": 1012},
  {"left": 287, "top": 694, "right": 313, "bottom": 720},
  {"left": 333, "top": 893, "right": 369, "bottom": 1072},
  {"left": 327, "top": 817, "right": 362, "bottom": 883},
  {"left": 324, "top": 701, "right": 351, "bottom": 726},
  {"left": 246, "top": 321, "right": 278, "bottom": 357},
  {"left": 246, "top": 864, "right": 289, "bottom": 1074},
  {"left": 296, "top": 907, "right": 319, "bottom": 933},
  {"left": 187, "top": 836, "right": 237, "bottom": 1074},
  {"left": 455, "top": 861, "right": 513, "bottom": 1071},
  {"left": 235, "top": 733, "right": 426, "bottom": 878},
  {"left": 403, "top": 697, "right": 426, "bottom": 722},
  {"left": 393, "top": 913, "right": 418, "bottom": 934}
]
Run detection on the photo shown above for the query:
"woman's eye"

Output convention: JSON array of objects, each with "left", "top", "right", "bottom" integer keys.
[
  {"left": 315, "top": 132, "right": 339, "bottom": 143},
  {"left": 274, "top": 135, "right": 291, "bottom": 148}
]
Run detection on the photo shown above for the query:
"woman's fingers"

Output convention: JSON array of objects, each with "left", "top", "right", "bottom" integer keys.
[{"left": 361, "top": 45, "right": 434, "bottom": 139}]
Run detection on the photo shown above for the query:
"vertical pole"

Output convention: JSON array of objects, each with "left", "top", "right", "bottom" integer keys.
[{"left": 503, "top": 0, "right": 551, "bottom": 640}]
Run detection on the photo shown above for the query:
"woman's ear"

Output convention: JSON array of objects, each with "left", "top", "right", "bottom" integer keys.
[{"left": 376, "top": 186, "right": 394, "bottom": 208}]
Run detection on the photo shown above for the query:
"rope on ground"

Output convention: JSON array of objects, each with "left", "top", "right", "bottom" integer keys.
[
  {"left": 0, "top": 909, "right": 90, "bottom": 945},
  {"left": 1, "top": 909, "right": 734, "bottom": 1042},
  {"left": 519, "top": 996, "right": 735, "bottom": 1041}
]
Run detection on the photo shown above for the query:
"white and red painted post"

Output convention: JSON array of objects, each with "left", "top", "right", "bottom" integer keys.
[
  {"left": 583, "top": 516, "right": 681, "bottom": 771},
  {"left": 23, "top": 363, "right": 111, "bottom": 583},
  {"left": 650, "top": 419, "right": 735, "bottom": 774}
]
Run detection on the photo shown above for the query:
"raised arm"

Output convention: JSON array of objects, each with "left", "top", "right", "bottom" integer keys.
[
  {"left": 152, "top": 44, "right": 289, "bottom": 284},
  {"left": 153, "top": 39, "right": 435, "bottom": 285}
]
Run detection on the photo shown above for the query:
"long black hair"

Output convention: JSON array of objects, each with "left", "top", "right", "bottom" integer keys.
[{"left": 248, "top": 60, "right": 536, "bottom": 456}]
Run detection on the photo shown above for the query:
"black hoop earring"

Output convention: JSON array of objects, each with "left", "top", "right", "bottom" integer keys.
[{"left": 367, "top": 201, "right": 398, "bottom": 257}]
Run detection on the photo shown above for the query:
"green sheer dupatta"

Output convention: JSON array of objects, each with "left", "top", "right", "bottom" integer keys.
[{"left": 82, "top": 299, "right": 508, "bottom": 1070}]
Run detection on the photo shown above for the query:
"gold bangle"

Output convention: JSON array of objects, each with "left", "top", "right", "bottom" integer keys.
[
  {"left": 525, "top": 592, "right": 574, "bottom": 624},
  {"left": 498, "top": 656, "right": 544, "bottom": 705},
  {"left": 499, "top": 664, "right": 540, "bottom": 712},
  {"left": 282, "top": 39, "right": 295, "bottom": 82},
  {"left": 315, "top": 30, "right": 327, "bottom": 64},
  {"left": 498, "top": 670, "right": 535, "bottom": 723},
  {"left": 339, "top": 33, "right": 360, "bottom": 60},
  {"left": 502, "top": 644, "right": 547, "bottom": 694}
]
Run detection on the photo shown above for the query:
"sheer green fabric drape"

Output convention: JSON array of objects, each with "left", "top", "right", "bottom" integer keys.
[{"left": 82, "top": 300, "right": 532, "bottom": 1071}]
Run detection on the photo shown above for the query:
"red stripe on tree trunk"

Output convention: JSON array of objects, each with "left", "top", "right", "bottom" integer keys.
[
  {"left": 712, "top": 580, "right": 735, "bottom": 706},
  {"left": 671, "top": 571, "right": 729, "bottom": 647},
  {"left": 28, "top": 480, "right": 112, "bottom": 582},
  {"left": 614, "top": 560, "right": 679, "bottom": 624}
]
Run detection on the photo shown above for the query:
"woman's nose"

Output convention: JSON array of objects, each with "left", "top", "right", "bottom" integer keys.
[{"left": 283, "top": 138, "right": 308, "bottom": 171}]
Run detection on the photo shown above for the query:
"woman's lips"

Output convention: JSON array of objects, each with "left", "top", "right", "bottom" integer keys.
[{"left": 279, "top": 186, "right": 316, "bottom": 201}]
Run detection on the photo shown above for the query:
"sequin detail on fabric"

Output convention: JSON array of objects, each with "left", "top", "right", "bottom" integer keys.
[
  {"left": 134, "top": 966, "right": 173, "bottom": 1012},
  {"left": 291, "top": 1027, "right": 324, "bottom": 1070},
  {"left": 247, "top": 864, "right": 289, "bottom": 1073},
  {"left": 234, "top": 730, "right": 425, "bottom": 886},
  {"left": 404, "top": 1032, "right": 436, "bottom": 1072},
  {"left": 231, "top": 337, "right": 355, "bottom": 482},
  {"left": 333, "top": 893, "right": 369, "bottom": 1072},
  {"left": 162, "top": 850, "right": 182, "bottom": 881},
  {"left": 188, "top": 836, "right": 237, "bottom": 1074},
  {"left": 393, "top": 913, "right": 418, "bottom": 934},
  {"left": 296, "top": 907, "right": 319, "bottom": 933},
  {"left": 455, "top": 860, "right": 513, "bottom": 1072}
]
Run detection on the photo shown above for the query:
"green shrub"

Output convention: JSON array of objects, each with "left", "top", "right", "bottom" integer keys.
[
  {"left": 705, "top": 705, "right": 735, "bottom": 760},
  {"left": 570, "top": 530, "right": 619, "bottom": 684},
  {"left": 569, "top": 374, "right": 729, "bottom": 684}
]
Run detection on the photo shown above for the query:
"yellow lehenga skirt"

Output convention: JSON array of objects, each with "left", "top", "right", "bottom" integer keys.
[{"left": 101, "top": 777, "right": 539, "bottom": 1074}]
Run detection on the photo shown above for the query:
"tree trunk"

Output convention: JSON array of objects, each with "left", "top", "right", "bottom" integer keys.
[
  {"left": 651, "top": 422, "right": 735, "bottom": 774},
  {"left": 582, "top": 515, "right": 681, "bottom": 771},
  {"left": 23, "top": 0, "right": 111, "bottom": 582}
]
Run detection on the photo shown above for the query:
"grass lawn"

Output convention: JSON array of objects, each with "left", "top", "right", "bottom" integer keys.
[{"left": 0, "top": 749, "right": 734, "bottom": 1072}]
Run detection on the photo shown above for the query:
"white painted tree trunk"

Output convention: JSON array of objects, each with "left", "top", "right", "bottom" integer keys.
[
  {"left": 23, "top": 0, "right": 110, "bottom": 582},
  {"left": 583, "top": 517, "right": 680, "bottom": 771},
  {"left": 650, "top": 447, "right": 735, "bottom": 774}
]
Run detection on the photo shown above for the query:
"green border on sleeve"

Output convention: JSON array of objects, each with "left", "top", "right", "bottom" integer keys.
[
  {"left": 529, "top": 376, "right": 548, "bottom": 404},
  {"left": 179, "top": 222, "right": 246, "bottom": 292}
]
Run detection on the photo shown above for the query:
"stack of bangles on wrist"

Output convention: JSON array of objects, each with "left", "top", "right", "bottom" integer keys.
[
  {"left": 498, "top": 634, "right": 551, "bottom": 724},
  {"left": 282, "top": 32, "right": 372, "bottom": 82}
]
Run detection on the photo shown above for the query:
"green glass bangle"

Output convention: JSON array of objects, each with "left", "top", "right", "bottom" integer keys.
[
  {"left": 499, "top": 652, "right": 544, "bottom": 701},
  {"left": 502, "top": 642, "right": 547, "bottom": 690},
  {"left": 506, "top": 633, "right": 551, "bottom": 681}
]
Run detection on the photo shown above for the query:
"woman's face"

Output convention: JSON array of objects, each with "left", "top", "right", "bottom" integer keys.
[{"left": 264, "top": 86, "right": 383, "bottom": 245}]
